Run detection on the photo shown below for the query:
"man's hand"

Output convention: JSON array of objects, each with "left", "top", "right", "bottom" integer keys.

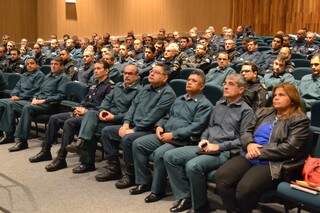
[
  {"left": 198, "top": 139, "right": 209, "bottom": 150},
  {"left": 98, "top": 110, "right": 114, "bottom": 122},
  {"left": 246, "top": 143, "right": 262, "bottom": 159},
  {"left": 10, "top": 96, "right": 20, "bottom": 101},
  {"left": 74, "top": 106, "right": 88, "bottom": 116},
  {"left": 161, "top": 132, "right": 173, "bottom": 143},
  {"left": 119, "top": 123, "right": 133, "bottom": 138},
  {"left": 204, "top": 143, "right": 220, "bottom": 152},
  {"left": 156, "top": 126, "right": 164, "bottom": 140},
  {"left": 31, "top": 98, "right": 46, "bottom": 105}
]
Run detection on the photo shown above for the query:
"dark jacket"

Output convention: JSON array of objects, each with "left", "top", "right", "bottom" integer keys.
[
  {"left": 243, "top": 79, "right": 268, "bottom": 112},
  {"left": 11, "top": 69, "right": 45, "bottom": 100},
  {"left": 241, "top": 107, "right": 310, "bottom": 179}
]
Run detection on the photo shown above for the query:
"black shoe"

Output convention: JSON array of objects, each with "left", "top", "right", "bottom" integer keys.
[
  {"left": 8, "top": 140, "right": 28, "bottom": 152},
  {"left": 72, "top": 164, "right": 95, "bottom": 174},
  {"left": 29, "top": 150, "right": 52, "bottom": 163},
  {"left": 129, "top": 184, "right": 151, "bottom": 195},
  {"left": 115, "top": 174, "right": 135, "bottom": 189},
  {"left": 144, "top": 192, "right": 166, "bottom": 203},
  {"left": 0, "top": 132, "right": 14, "bottom": 145},
  {"left": 95, "top": 170, "right": 121, "bottom": 182},
  {"left": 45, "top": 158, "right": 67, "bottom": 172},
  {"left": 65, "top": 139, "right": 85, "bottom": 153},
  {"left": 170, "top": 198, "right": 192, "bottom": 212}
]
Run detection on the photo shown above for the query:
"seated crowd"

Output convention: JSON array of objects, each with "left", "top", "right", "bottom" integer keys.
[{"left": 0, "top": 25, "right": 319, "bottom": 212}]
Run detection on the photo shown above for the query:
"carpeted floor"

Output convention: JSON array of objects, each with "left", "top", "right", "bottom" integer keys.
[{"left": 0, "top": 138, "right": 176, "bottom": 213}]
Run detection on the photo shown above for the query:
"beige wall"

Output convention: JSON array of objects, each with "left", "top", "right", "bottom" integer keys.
[
  {"left": 37, "top": 0, "right": 232, "bottom": 39},
  {"left": 0, "top": 0, "right": 37, "bottom": 42}
]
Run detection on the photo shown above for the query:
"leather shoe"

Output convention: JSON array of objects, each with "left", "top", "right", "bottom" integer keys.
[
  {"left": 144, "top": 192, "right": 165, "bottom": 203},
  {"left": 0, "top": 132, "right": 14, "bottom": 145},
  {"left": 115, "top": 174, "right": 135, "bottom": 189},
  {"left": 72, "top": 164, "right": 95, "bottom": 174},
  {"left": 170, "top": 198, "right": 192, "bottom": 212},
  {"left": 129, "top": 184, "right": 151, "bottom": 195},
  {"left": 45, "top": 158, "right": 67, "bottom": 172},
  {"left": 29, "top": 150, "right": 52, "bottom": 163},
  {"left": 95, "top": 170, "right": 121, "bottom": 182},
  {"left": 8, "top": 140, "right": 28, "bottom": 152},
  {"left": 66, "top": 139, "right": 85, "bottom": 153}
]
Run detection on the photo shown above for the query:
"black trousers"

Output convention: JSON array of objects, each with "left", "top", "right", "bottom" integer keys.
[
  {"left": 44, "top": 112, "right": 82, "bottom": 150},
  {"left": 214, "top": 155, "right": 278, "bottom": 213}
]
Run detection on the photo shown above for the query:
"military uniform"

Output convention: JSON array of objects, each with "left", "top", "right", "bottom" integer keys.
[
  {"left": 114, "top": 57, "right": 136, "bottom": 74},
  {"left": 299, "top": 74, "right": 320, "bottom": 110},
  {"left": 262, "top": 72, "right": 297, "bottom": 91},
  {"left": 261, "top": 49, "right": 280, "bottom": 73},
  {"left": 206, "top": 66, "right": 236, "bottom": 88},
  {"left": 40, "top": 78, "right": 113, "bottom": 154},
  {"left": 163, "top": 98, "right": 255, "bottom": 210},
  {"left": 13, "top": 72, "right": 69, "bottom": 142},
  {"left": 77, "top": 62, "right": 94, "bottom": 84},
  {"left": 3, "top": 59, "right": 25, "bottom": 73},
  {"left": 136, "top": 58, "right": 155, "bottom": 78},
  {"left": 182, "top": 54, "right": 212, "bottom": 72},
  {"left": 235, "top": 51, "right": 264, "bottom": 70},
  {"left": 0, "top": 56, "right": 8, "bottom": 71},
  {"left": 298, "top": 43, "right": 319, "bottom": 59},
  {"left": 63, "top": 59, "right": 77, "bottom": 81},
  {"left": 132, "top": 94, "right": 212, "bottom": 195},
  {"left": 0, "top": 70, "right": 45, "bottom": 137},
  {"left": 108, "top": 64, "right": 122, "bottom": 83},
  {"left": 101, "top": 83, "right": 175, "bottom": 182},
  {"left": 158, "top": 56, "right": 182, "bottom": 80},
  {"left": 78, "top": 81, "right": 142, "bottom": 166},
  {"left": 34, "top": 52, "right": 47, "bottom": 67}
]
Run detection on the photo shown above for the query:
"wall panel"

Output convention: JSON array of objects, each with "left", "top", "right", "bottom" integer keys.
[
  {"left": 231, "top": 0, "right": 320, "bottom": 35},
  {"left": 0, "top": 0, "right": 37, "bottom": 42},
  {"left": 37, "top": 0, "right": 232, "bottom": 39}
]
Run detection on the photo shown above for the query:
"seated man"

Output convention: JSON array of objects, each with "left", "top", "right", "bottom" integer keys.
[
  {"left": 93, "top": 63, "right": 176, "bottom": 189},
  {"left": 299, "top": 54, "right": 320, "bottom": 110},
  {"left": 64, "top": 64, "right": 141, "bottom": 173},
  {"left": 130, "top": 70, "right": 213, "bottom": 202},
  {"left": 224, "top": 39, "right": 240, "bottom": 65},
  {"left": 240, "top": 61, "right": 267, "bottom": 111},
  {"left": 235, "top": 39, "right": 264, "bottom": 71},
  {"left": 28, "top": 60, "right": 113, "bottom": 168},
  {"left": 114, "top": 44, "right": 136, "bottom": 74},
  {"left": 163, "top": 74, "right": 255, "bottom": 212},
  {"left": 262, "top": 56, "right": 296, "bottom": 91},
  {"left": 136, "top": 45, "right": 156, "bottom": 79},
  {"left": 261, "top": 35, "right": 283, "bottom": 72},
  {"left": 206, "top": 52, "right": 236, "bottom": 88},
  {"left": 0, "top": 58, "right": 45, "bottom": 144},
  {"left": 101, "top": 51, "right": 122, "bottom": 83},
  {"left": 3, "top": 48, "right": 24, "bottom": 73},
  {"left": 77, "top": 50, "right": 95, "bottom": 84},
  {"left": 158, "top": 43, "right": 183, "bottom": 80},
  {"left": 59, "top": 49, "right": 77, "bottom": 81},
  {"left": 181, "top": 44, "right": 212, "bottom": 73},
  {"left": 7, "top": 57, "right": 69, "bottom": 152}
]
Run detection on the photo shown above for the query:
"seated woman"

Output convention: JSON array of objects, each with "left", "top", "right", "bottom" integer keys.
[{"left": 215, "top": 82, "right": 310, "bottom": 213}]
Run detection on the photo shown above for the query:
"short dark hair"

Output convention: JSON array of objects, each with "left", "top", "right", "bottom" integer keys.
[
  {"left": 51, "top": 57, "right": 63, "bottom": 65},
  {"left": 144, "top": 44, "right": 156, "bottom": 53},
  {"left": 25, "top": 57, "right": 38, "bottom": 64},
  {"left": 60, "top": 48, "right": 70, "bottom": 54},
  {"left": 242, "top": 61, "right": 259, "bottom": 73},
  {"left": 273, "top": 34, "right": 284, "bottom": 44},
  {"left": 190, "top": 69, "right": 206, "bottom": 85},
  {"left": 96, "top": 59, "right": 110, "bottom": 70},
  {"left": 10, "top": 48, "right": 20, "bottom": 55},
  {"left": 154, "top": 62, "right": 170, "bottom": 75}
]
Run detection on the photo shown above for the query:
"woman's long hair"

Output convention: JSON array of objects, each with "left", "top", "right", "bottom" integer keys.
[{"left": 272, "top": 83, "right": 304, "bottom": 119}]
